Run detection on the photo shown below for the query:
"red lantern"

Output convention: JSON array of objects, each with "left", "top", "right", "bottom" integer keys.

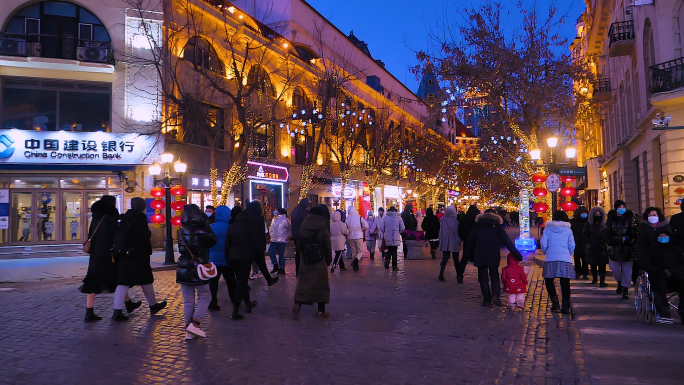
[
  {"left": 150, "top": 187, "right": 165, "bottom": 198},
  {"left": 170, "top": 185, "right": 187, "bottom": 196},
  {"left": 561, "top": 176, "right": 576, "bottom": 183},
  {"left": 560, "top": 201, "right": 578, "bottom": 212},
  {"left": 533, "top": 187, "right": 548, "bottom": 197},
  {"left": 150, "top": 214, "right": 165, "bottom": 224},
  {"left": 149, "top": 199, "right": 165, "bottom": 210},
  {"left": 533, "top": 202, "right": 549, "bottom": 213},
  {"left": 560, "top": 187, "right": 576, "bottom": 197},
  {"left": 170, "top": 200, "right": 186, "bottom": 211},
  {"left": 170, "top": 216, "right": 182, "bottom": 226},
  {"left": 532, "top": 173, "right": 547, "bottom": 183}
]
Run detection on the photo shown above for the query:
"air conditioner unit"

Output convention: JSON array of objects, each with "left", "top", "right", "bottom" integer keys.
[
  {"left": 0, "top": 37, "right": 27, "bottom": 56},
  {"left": 77, "top": 46, "right": 109, "bottom": 63},
  {"left": 27, "top": 42, "right": 41, "bottom": 57}
]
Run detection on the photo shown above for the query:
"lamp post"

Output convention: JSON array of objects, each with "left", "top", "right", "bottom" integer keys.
[
  {"left": 529, "top": 137, "right": 576, "bottom": 214},
  {"left": 149, "top": 153, "right": 187, "bottom": 264}
]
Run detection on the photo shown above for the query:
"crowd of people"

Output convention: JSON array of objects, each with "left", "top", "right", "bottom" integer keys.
[{"left": 80, "top": 194, "right": 684, "bottom": 340}]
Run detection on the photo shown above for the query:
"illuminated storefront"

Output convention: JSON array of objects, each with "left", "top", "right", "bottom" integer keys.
[{"left": 245, "top": 161, "right": 289, "bottom": 222}]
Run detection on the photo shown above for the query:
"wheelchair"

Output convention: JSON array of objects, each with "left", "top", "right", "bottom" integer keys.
[{"left": 634, "top": 271, "right": 680, "bottom": 325}]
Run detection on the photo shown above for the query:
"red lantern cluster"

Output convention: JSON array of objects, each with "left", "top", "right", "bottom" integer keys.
[
  {"left": 170, "top": 184, "right": 186, "bottom": 226},
  {"left": 559, "top": 175, "right": 578, "bottom": 212},
  {"left": 531, "top": 172, "right": 549, "bottom": 216},
  {"left": 149, "top": 187, "right": 165, "bottom": 226}
]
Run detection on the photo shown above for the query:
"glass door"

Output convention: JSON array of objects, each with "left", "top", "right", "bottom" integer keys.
[
  {"left": 35, "top": 191, "right": 58, "bottom": 243},
  {"left": 85, "top": 191, "right": 105, "bottom": 235},
  {"left": 11, "top": 192, "right": 32, "bottom": 243},
  {"left": 63, "top": 192, "right": 83, "bottom": 242}
]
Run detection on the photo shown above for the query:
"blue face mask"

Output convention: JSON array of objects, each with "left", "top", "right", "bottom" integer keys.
[
  {"left": 580, "top": 213, "right": 588, "bottom": 219},
  {"left": 617, "top": 208, "right": 627, "bottom": 215},
  {"left": 658, "top": 236, "right": 670, "bottom": 244}
]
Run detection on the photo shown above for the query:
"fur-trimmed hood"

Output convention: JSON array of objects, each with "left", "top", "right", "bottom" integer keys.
[
  {"left": 544, "top": 220, "right": 571, "bottom": 233},
  {"left": 475, "top": 212, "right": 503, "bottom": 224},
  {"left": 588, "top": 206, "right": 606, "bottom": 226}
]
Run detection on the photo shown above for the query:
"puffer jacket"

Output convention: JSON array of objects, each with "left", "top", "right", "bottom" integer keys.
[
  {"left": 365, "top": 215, "right": 377, "bottom": 240},
  {"left": 290, "top": 198, "right": 310, "bottom": 240},
  {"left": 637, "top": 219, "right": 671, "bottom": 263},
  {"left": 570, "top": 206, "right": 589, "bottom": 254},
  {"left": 177, "top": 210, "right": 217, "bottom": 285},
  {"left": 401, "top": 203, "right": 418, "bottom": 231},
  {"left": 225, "top": 202, "right": 266, "bottom": 263},
  {"left": 604, "top": 209, "right": 638, "bottom": 262},
  {"left": 640, "top": 229, "right": 684, "bottom": 277},
  {"left": 380, "top": 211, "right": 405, "bottom": 246},
  {"left": 502, "top": 254, "right": 528, "bottom": 294},
  {"left": 540, "top": 221, "right": 575, "bottom": 263},
  {"left": 330, "top": 210, "right": 349, "bottom": 251},
  {"left": 466, "top": 212, "right": 523, "bottom": 268},
  {"left": 269, "top": 214, "right": 291, "bottom": 243},
  {"left": 438, "top": 206, "right": 461, "bottom": 252},
  {"left": 370, "top": 213, "right": 384, "bottom": 239},
  {"left": 346, "top": 206, "right": 368, "bottom": 240},
  {"left": 421, "top": 211, "right": 440, "bottom": 240},
  {"left": 584, "top": 206, "right": 608, "bottom": 265},
  {"left": 208, "top": 206, "right": 231, "bottom": 267}
]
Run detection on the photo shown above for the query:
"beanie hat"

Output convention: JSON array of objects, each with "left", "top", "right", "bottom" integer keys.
[
  {"left": 131, "top": 197, "right": 146, "bottom": 211},
  {"left": 613, "top": 200, "right": 626, "bottom": 210}
]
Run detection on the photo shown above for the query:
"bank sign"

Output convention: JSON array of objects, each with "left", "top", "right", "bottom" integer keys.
[{"left": 0, "top": 129, "right": 162, "bottom": 165}]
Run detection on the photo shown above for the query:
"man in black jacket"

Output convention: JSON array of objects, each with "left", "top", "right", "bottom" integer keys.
[{"left": 401, "top": 203, "right": 418, "bottom": 258}]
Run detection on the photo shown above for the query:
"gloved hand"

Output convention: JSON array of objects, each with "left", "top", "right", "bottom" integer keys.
[{"left": 665, "top": 269, "right": 672, "bottom": 277}]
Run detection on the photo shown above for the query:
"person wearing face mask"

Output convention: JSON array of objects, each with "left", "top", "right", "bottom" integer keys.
[
  {"left": 570, "top": 206, "right": 590, "bottom": 280},
  {"left": 637, "top": 207, "right": 669, "bottom": 285},
  {"left": 640, "top": 228, "right": 684, "bottom": 321},
  {"left": 604, "top": 200, "right": 638, "bottom": 298},
  {"left": 584, "top": 206, "right": 609, "bottom": 286}
]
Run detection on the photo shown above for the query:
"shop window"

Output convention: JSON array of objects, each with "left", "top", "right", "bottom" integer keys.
[
  {"left": 182, "top": 101, "right": 224, "bottom": 149},
  {"left": 183, "top": 36, "right": 223, "bottom": 74},
  {"left": 253, "top": 124, "right": 275, "bottom": 158},
  {"left": 1, "top": 77, "right": 111, "bottom": 132}
]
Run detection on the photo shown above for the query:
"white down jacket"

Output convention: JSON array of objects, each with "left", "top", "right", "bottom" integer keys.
[
  {"left": 269, "top": 214, "right": 290, "bottom": 243},
  {"left": 346, "top": 206, "right": 368, "bottom": 240},
  {"left": 330, "top": 210, "right": 349, "bottom": 251}
]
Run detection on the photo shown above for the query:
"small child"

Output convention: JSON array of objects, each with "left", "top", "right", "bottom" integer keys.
[{"left": 502, "top": 253, "right": 528, "bottom": 308}]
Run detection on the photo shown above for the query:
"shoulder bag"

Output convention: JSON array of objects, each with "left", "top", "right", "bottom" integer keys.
[
  {"left": 180, "top": 232, "right": 217, "bottom": 280},
  {"left": 83, "top": 216, "right": 106, "bottom": 254}
]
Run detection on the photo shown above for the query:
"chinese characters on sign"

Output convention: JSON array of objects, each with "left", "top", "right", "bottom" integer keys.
[{"left": 246, "top": 161, "right": 289, "bottom": 182}]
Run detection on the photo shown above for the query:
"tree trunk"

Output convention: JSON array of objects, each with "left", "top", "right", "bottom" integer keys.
[
  {"left": 298, "top": 164, "right": 317, "bottom": 201},
  {"left": 218, "top": 163, "right": 245, "bottom": 206}
]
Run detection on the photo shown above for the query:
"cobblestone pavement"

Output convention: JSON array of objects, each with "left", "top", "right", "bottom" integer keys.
[{"left": 0, "top": 246, "right": 676, "bottom": 385}]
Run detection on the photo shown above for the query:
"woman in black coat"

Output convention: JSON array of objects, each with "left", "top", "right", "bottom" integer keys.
[
  {"left": 457, "top": 205, "right": 480, "bottom": 278},
  {"left": 177, "top": 204, "right": 217, "bottom": 339},
  {"left": 639, "top": 227, "right": 684, "bottom": 320},
  {"left": 584, "top": 206, "right": 608, "bottom": 286},
  {"left": 81, "top": 195, "right": 120, "bottom": 322},
  {"left": 111, "top": 197, "right": 167, "bottom": 321},
  {"left": 466, "top": 209, "right": 523, "bottom": 306},
  {"left": 570, "top": 206, "right": 590, "bottom": 280},
  {"left": 225, "top": 201, "right": 265, "bottom": 321},
  {"left": 421, "top": 208, "right": 440, "bottom": 259}
]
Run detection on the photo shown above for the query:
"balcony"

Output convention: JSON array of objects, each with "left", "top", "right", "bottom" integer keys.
[
  {"left": 650, "top": 57, "right": 684, "bottom": 93},
  {"left": 592, "top": 78, "right": 611, "bottom": 101},
  {"left": 608, "top": 21, "right": 635, "bottom": 57},
  {"left": 0, "top": 33, "right": 114, "bottom": 65}
]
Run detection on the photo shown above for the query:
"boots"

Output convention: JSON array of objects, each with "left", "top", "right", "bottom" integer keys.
[
  {"left": 231, "top": 305, "right": 244, "bottom": 321},
  {"left": 615, "top": 282, "right": 623, "bottom": 294},
  {"left": 599, "top": 275, "right": 608, "bottom": 287},
  {"left": 430, "top": 249, "right": 436, "bottom": 259},
  {"left": 245, "top": 300, "right": 257, "bottom": 313},
  {"left": 150, "top": 301, "right": 167, "bottom": 315},
  {"left": 492, "top": 294, "right": 503, "bottom": 306},
  {"left": 590, "top": 271, "right": 598, "bottom": 284},
  {"left": 370, "top": 252, "right": 375, "bottom": 260},
  {"left": 550, "top": 295, "right": 560, "bottom": 312},
  {"left": 622, "top": 287, "right": 629, "bottom": 299},
  {"left": 352, "top": 258, "right": 360, "bottom": 271},
  {"left": 125, "top": 299, "right": 142, "bottom": 313},
  {"left": 84, "top": 307, "right": 102, "bottom": 323},
  {"left": 384, "top": 257, "right": 390, "bottom": 270},
  {"left": 270, "top": 264, "right": 279, "bottom": 275},
  {"left": 561, "top": 299, "right": 571, "bottom": 314},
  {"left": 112, "top": 309, "right": 129, "bottom": 321},
  {"left": 438, "top": 263, "right": 446, "bottom": 281}
]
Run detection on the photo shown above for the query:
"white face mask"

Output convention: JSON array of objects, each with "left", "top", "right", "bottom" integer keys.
[{"left": 648, "top": 216, "right": 659, "bottom": 224}]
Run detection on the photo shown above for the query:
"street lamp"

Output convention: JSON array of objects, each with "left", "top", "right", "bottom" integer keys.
[
  {"left": 149, "top": 152, "right": 187, "bottom": 264},
  {"left": 529, "top": 137, "right": 576, "bottom": 213}
]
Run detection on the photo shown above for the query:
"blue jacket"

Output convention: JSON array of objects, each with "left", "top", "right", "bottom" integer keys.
[
  {"left": 208, "top": 205, "right": 231, "bottom": 266},
  {"left": 541, "top": 221, "right": 575, "bottom": 263}
]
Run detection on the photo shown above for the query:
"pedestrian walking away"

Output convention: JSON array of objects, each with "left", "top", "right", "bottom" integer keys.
[
  {"left": 293, "top": 206, "right": 333, "bottom": 320},
  {"left": 249, "top": 206, "right": 280, "bottom": 286},
  {"left": 437, "top": 206, "right": 461, "bottom": 282},
  {"left": 365, "top": 211, "right": 379, "bottom": 260},
  {"left": 177, "top": 204, "right": 217, "bottom": 339},
  {"left": 370, "top": 207, "right": 386, "bottom": 259},
  {"left": 268, "top": 208, "right": 290, "bottom": 275},
  {"left": 458, "top": 205, "right": 480, "bottom": 276},
  {"left": 346, "top": 205, "right": 368, "bottom": 271},
  {"left": 570, "top": 206, "right": 589, "bottom": 280},
  {"left": 584, "top": 206, "right": 609, "bottom": 287},
  {"left": 540, "top": 210, "right": 575, "bottom": 314},
  {"left": 207, "top": 205, "right": 236, "bottom": 311},
  {"left": 380, "top": 206, "right": 405, "bottom": 270},
  {"left": 465, "top": 209, "right": 523, "bottom": 307},
  {"left": 330, "top": 209, "right": 349, "bottom": 272},
  {"left": 605, "top": 200, "right": 638, "bottom": 299},
  {"left": 80, "top": 195, "right": 120, "bottom": 323},
  {"left": 290, "top": 198, "right": 310, "bottom": 276},
  {"left": 501, "top": 253, "right": 528, "bottom": 308},
  {"left": 401, "top": 203, "right": 418, "bottom": 258},
  {"left": 111, "top": 197, "right": 167, "bottom": 321},
  {"left": 421, "top": 207, "right": 440, "bottom": 260}
]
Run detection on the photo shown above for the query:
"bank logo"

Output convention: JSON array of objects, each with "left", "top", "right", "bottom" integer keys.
[{"left": 0, "top": 135, "right": 15, "bottom": 159}]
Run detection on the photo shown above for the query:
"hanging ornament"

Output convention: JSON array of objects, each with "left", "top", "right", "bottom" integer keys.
[
  {"left": 560, "top": 187, "right": 576, "bottom": 197},
  {"left": 170, "top": 216, "right": 182, "bottom": 226},
  {"left": 533, "top": 187, "right": 548, "bottom": 197},
  {"left": 170, "top": 185, "right": 187, "bottom": 196},
  {"left": 150, "top": 187, "right": 164, "bottom": 198},
  {"left": 560, "top": 201, "right": 578, "bottom": 212},
  {"left": 560, "top": 176, "right": 576, "bottom": 183},
  {"left": 150, "top": 199, "right": 165, "bottom": 210},
  {"left": 532, "top": 173, "right": 547, "bottom": 183},
  {"left": 150, "top": 213, "right": 165, "bottom": 224},
  {"left": 170, "top": 200, "right": 186, "bottom": 211}
]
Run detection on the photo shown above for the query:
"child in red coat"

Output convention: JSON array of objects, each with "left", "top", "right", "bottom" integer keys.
[{"left": 502, "top": 253, "right": 528, "bottom": 308}]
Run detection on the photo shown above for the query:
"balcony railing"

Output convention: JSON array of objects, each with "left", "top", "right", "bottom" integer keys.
[
  {"left": 592, "top": 78, "right": 611, "bottom": 100},
  {"left": 649, "top": 57, "right": 684, "bottom": 93},
  {"left": 608, "top": 21, "right": 635, "bottom": 57},
  {"left": 0, "top": 32, "right": 114, "bottom": 65}
]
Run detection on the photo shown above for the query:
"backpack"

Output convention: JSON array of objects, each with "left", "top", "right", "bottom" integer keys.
[
  {"left": 113, "top": 219, "right": 135, "bottom": 259},
  {"left": 302, "top": 236, "right": 323, "bottom": 265}
]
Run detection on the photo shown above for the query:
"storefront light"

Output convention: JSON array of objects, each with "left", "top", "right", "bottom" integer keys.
[{"left": 160, "top": 152, "right": 174, "bottom": 164}]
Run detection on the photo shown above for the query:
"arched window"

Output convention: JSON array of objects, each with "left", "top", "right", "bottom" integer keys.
[
  {"left": 183, "top": 36, "right": 223, "bottom": 74},
  {"left": 427, "top": 93, "right": 435, "bottom": 102},
  {"left": 247, "top": 65, "right": 275, "bottom": 96},
  {"left": 294, "top": 44, "right": 319, "bottom": 64},
  {"left": 2, "top": 1, "right": 112, "bottom": 63},
  {"left": 292, "top": 87, "right": 310, "bottom": 109}
]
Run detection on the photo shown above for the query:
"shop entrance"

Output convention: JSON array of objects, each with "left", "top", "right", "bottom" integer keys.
[{"left": 250, "top": 181, "right": 283, "bottom": 223}]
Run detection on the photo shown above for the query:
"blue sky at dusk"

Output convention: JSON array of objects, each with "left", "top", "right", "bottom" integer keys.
[{"left": 307, "top": 0, "right": 587, "bottom": 94}]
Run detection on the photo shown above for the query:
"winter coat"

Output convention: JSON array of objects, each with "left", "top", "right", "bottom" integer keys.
[
  {"left": 466, "top": 212, "right": 523, "bottom": 268},
  {"left": 637, "top": 219, "right": 671, "bottom": 264},
  {"left": 330, "top": 210, "right": 349, "bottom": 251},
  {"left": 80, "top": 200, "right": 120, "bottom": 294},
  {"left": 294, "top": 213, "right": 333, "bottom": 303},
  {"left": 346, "top": 206, "right": 368, "bottom": 240},
  {"left": 380, "top": 211, "right": 405, "bottom": 246},
  {"left": 116, "top": 209, "right": 154, "bottom": 287},
  {"left": 570, "top": 207, "right": 589, "bottom": 254},
  {"left": 421, "top": 212, "right": 440, "bottom": 241},
  {"left": 502, "top": 254, "right": 528, "bottom": 294},
  {"left": 604, "top": 209, "right": 638, "bottom": 262},
  {"left": 208, "top": 206, "right": 231, "bottom": 267},
  {"left": 370, "top": 213, "right": 384, "bottom": 240},
  {"left": 176, "top": 210, "right": 217, "bottom": 286},
  {"left": 365, "top": 215, "right": 376, "bottom": 240},
  {"left": 540, "top": 221, "right": 575, "bottom": 264},
  {"left": 401, "top": 204, "right": 418, "bottom": 231},
  {"left": 438, "top": 206, "right": 461, "bottom": 252},
  {"left": 290, "top": 198, "right": 310, "bottom": 240},
  {"left": 225, "top": 203, "right": 266, "bottom": 263},
  {"left": 458, "top": 206, "right": 480, "bottom": 259},
  {"left": 269, "top": 214, "right": 291, "bottom": 244},
  {"left": 640, "top": 230, "right": 684, "bottom": 278},
  {"left": 583, "top": 206, "right": 608, "bottom": 265},
  {"left": 669, "top": 211, "right": 684, "bottom": 245}
]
